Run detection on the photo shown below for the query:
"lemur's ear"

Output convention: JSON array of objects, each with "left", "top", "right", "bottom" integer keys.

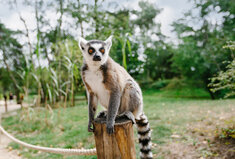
[
  {"left": 78, "top": 36, "right": 88, "bottom": 51},
  {"left": 105, "top": 35, "right": 113, "bottom": 51}
]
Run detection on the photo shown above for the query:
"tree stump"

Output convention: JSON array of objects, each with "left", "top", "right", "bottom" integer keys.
[{"left": 93, "top": 117, "right": 136, "bottom": 159}]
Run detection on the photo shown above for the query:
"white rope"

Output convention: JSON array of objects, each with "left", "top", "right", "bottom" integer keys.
[{"left": 0, "top": 125, "right": 96, "bottom": 156}]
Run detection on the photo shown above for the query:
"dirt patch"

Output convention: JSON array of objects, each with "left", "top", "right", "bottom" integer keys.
[
  {"left": 0, "top": 100, "right": 22, "bottom": 159},
  {"left": 157, "top": 109, "right": 235, "bottom": 159},
  {"left": 0, "top": 129, "right": 22, "bottom": 159},
  {"left": 206, "top": 124, "right": 235, "bottom": 159},
  {"left": 156, "top": 142, "right": 200, "bottom": 159}
]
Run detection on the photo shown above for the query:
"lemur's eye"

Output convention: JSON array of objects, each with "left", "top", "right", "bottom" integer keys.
[
  {"left": 99, "top": 47, "right": 105, "bottom": 54},
  {"left": 88, "top": 47, "right": 95, "bottom": 54}
]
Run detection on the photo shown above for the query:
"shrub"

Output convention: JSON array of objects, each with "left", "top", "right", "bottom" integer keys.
[{"left": 150, "top": 80, "right": 171, "bottom": 89}]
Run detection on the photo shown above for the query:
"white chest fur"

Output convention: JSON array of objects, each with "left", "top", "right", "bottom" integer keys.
[{"left": 84, "top": 70, "right": 110, "bottom": 109}]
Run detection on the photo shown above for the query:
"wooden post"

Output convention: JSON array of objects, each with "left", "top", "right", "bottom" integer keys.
[{"left": 93, "top": 117, "right": 136, "bottom": 159}]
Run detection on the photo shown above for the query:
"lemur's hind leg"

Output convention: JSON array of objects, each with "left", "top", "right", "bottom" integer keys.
[
  {"left": 96, "top": 110, "right": 107, "bottom": 118},
  {"left": 119, "top": 79, "right": 143, "bottom": 121},
  {"left": 116, "top": 111, "right": 136, "bottom": 124}
]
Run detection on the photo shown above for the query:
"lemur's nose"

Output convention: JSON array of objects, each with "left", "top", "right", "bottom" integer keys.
[{"left": 93, "top": 54, "right": 101, "bottom": 61}]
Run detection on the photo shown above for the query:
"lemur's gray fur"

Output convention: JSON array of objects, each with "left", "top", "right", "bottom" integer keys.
[{"left": 79, "top": 36, "right": 152, "bottom": 159}]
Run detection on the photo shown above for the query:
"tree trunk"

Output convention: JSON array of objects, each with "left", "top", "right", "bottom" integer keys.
[
  {"left": 36, "top": 83, "right": 41, "bottom": 107},
  {"left": 93, "top": 117, "right": 136, "bottom": 159},
  {"left": 4, "top": 98, "right": 8, "bottom": 113},
  {"left": 205, "top": 78, "right": 215, "bottom": 100},
  {"left": 71, "top": 81, "right": 75, "bottom": 106},
  {"left": 64, "top": 84, "right": 69, "bottom": 108},
  {"left": 207, "top": 87, "right": 215, "bottom": 99},
  {"left": 94, "top": 0, "right": 99, "bottom": 34},
  {"left": 16, "top": 89, "right": 21, "bottom": 104}
]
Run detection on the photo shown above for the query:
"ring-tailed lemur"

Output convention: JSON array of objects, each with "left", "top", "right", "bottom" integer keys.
[{"left": 79, "top": 36, "right": 152, "bottom": 159}]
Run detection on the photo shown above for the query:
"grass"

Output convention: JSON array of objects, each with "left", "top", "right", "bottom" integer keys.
[{"left": 2, "top": 88, "right": 235, "bottom": 159}]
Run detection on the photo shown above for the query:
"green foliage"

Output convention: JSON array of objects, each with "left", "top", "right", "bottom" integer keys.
[
  {"left": 171, "top": 37, "right": 206, "bottom": 80},
  {"left": 150, "top": 80, "right": 171, "bottom": 90},
  {"left": 220, "top": 127, "right": 235, "bottom": 139},
  {"left": 132, "top": 1, "right": 161, "bottom": 30},
  {"left": 0, "top": 68, "right": 13, "bottom": 93},
  {"left": 171, "top": 0, "right": 235, "bottom": 98},
  {"left": 0, "top": 22, "right": 24, "bottom": 97},
  {"left": 209, "top": 42, "right": 235, "bottom": 98},
  {"left": 144, "top": 43, "right": 175, "bottom": 81},
  {"left": 42, "top": 39, "right": 83, "bottom": 104},
  {"left": 1, "top": 0, "right": 235, "bottom": 104},
  {"left": 131, "top": 1, "right": 175, "bottom": 81}
]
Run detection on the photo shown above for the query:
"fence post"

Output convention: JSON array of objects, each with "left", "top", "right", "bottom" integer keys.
[{"left": 93, "top": 117, "right": 136, "bottom": 159}]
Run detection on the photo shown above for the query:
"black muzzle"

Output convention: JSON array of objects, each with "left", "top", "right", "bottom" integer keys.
[{"left": 93, "top": 55, "right": 101, "bottom": 61}]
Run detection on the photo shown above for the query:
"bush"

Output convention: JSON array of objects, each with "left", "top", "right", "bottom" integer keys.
[
  {"left": 163, "top": 78, "right": 187, "bottom": 90},
  {"left": 209, "top": 42, "right": 235, "bottom": 98},
  {"left": 209, "top": 60, "right": 235, "bottom": 98},
  {"left": 220, "top": 127, "right": 235, "bottom": 139},
  {"left": 150, "top": 80, "right": 171, "bottom": 89},
  {"left": 139, "top": 79, "right": 170, "bottom": 90}
]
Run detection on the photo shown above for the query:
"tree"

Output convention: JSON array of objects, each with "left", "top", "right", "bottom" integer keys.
[
  {"left": 144, "top": 43, "right": 175, "bottom": 81},
  {"left": 171, "top": 0, "right": 235, "bottom": 98},
  {"left": 66, "top": 0, "right": 89, "bottom": 37},
  {"left": 131, "top": 1, "right": 175, "bottom": 81},
  {"left": 0, "top": 22, "right": 24, "bottom": 103}
]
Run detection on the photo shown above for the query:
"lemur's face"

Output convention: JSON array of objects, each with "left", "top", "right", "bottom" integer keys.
[{"left": 79, "top": 36, "right": 112, "bottom": 66}]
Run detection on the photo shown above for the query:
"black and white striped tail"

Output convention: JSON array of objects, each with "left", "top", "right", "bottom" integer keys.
[{"left": 136, "top": 113, "right": 153, "bottom": 159}]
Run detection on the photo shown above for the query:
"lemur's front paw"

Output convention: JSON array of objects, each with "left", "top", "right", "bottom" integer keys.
[
  {"left": 88, "top": 122, "right": 94, "bottom": 132},
  {"left": 106, "top": 123, "right": 114, "bottom": 134}
]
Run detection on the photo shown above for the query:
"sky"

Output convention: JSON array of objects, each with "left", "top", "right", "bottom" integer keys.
[
  {"left": 0, "top": 0, "right": 194, "bottom": 43},
  {"left": 115, "top": 0, "right": 193, "bottom": 41}
]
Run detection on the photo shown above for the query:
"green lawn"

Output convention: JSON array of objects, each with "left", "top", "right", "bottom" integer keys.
[{"left": 2, "top": 89, "right": 235, "bottom": 159}]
